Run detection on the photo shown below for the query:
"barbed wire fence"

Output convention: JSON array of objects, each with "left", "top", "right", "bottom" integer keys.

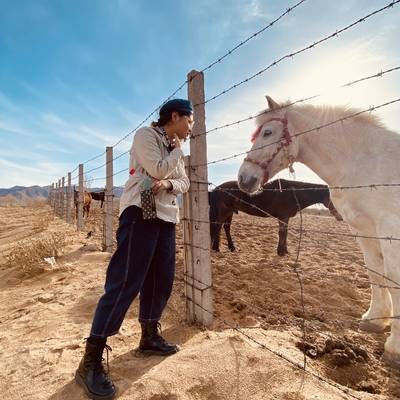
[{"left": 46, "top": 1, "right": 400, "bottom": 398}]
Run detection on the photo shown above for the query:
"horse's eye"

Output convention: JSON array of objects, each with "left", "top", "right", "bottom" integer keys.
[{"left": 263, "top": 129, "right": 272, "bottom": 137}]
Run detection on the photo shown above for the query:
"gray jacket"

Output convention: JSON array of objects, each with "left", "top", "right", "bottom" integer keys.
[{"left": 119, "top": 126, "right": 190, "bottom": 223}]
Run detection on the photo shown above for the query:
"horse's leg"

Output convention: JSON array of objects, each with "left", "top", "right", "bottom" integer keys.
[
  {"left": 277, "top": 217, "right": 289, "bottom": 256},
  {"left": 377, "top": 223, "right": 400, "bottom": 367},
  {"left": 210, "top": 219, "right": 222, "bottom": 251},
  {"left": 356, "top": 236, "right": 392, "bottom": 333},
  {"left": 224, "top": 214, "right": 235, "bottom": 251}
]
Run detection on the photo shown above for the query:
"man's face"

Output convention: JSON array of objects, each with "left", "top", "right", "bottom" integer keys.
[{"left": 172, "top": 112, "right": 194, "bottom": 139}]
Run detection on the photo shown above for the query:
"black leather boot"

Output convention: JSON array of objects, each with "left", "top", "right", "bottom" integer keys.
[
  {"left": 75, "top": 338, "right": 117, "bottom": 400},
  {"left": 138, "top": 322, "right": 179, "bottom": 356}
]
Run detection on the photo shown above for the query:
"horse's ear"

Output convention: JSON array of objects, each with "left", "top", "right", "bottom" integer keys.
[{"left": 265, "top": 95, "right": 280, "bottom": 111}]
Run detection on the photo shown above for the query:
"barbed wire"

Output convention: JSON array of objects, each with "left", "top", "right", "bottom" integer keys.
[
  {"left": 113, "top": 150, "right": 130, "bottom": 162},
  {"left": 189, "top": 180, "right": 400, "bottom": 191},
  {"left": 188, "top": 170, "right": 400, "bottom": 276},
  {"left": 184, "top": 296, "right": 363, "bottom": 400},
  {"left": 57, "top": 0, "right": 309, "bottom": 185},
  {"left": 85, "top": 161, "right": 107, "bottom": 176},
  {"left": 181, "top": 275, "right": 400, "bottom": 325},
  {"left": 291, "top": 190, "right": 307, "bottom": 369},
  {"left": 72, "top": 67, "right": 400, "bottom": 185},
  {"left": 197, "top": 0, "right": 400, "bottom": 106},
  {"left": 111, "top": 87, "right": 187, "bottom": 149},
  {"left": 56, "top": 70, "right": 400, "bottom": 189},
  {"left": 192, "top": 98, "right": 400, "bottom": 168},
  {"left": 72, "top": 67, "right": 400, "bottom": 186},
  {"left": 192, "top": 66, "right": 400, "bottom": 139},
  {"left": 182, "top": 207, "right": 400, "bottom": 290},
  {"left": 198, "top": 0, "right": 308, "bottom": 75},
  {"left": 111, "top": 0, "right": 308, "bottom": 148},
  {"left": 167, "top": 273, "right": 397, "bottom": 385},
  {"left": 52, "top": 1, "right": 399, "bottom": 197},
  {"left": 182, "top": 272, "right": 212, "bottom": 291}
]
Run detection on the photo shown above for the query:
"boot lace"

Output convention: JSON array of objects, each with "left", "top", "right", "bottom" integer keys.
[
  {"left": 95, "top": 344, "right": 114, "bottom": 387},
  {"left": 102, "top": 344, "right": 112, "bottom": 375},
  {"left": 83, "top": 338, "right": 113, "bottom": 383},
  {"left": 155, "top": 322, "right": 168, "bottom": 345}
]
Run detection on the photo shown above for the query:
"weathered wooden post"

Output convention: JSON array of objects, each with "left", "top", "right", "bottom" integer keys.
[
  {"left": 103, "top": 146, "right": 114, "bottom": 252},
  {"left": 183, "top": 156, "right": 195, "bottom": 322},
  {"left": 53, "top": 182, "right": 58, "bottom": 214},
  {"left": 61, "top": 176, "right": 65, "bottom": 219},
  {"left": 49, "top": 183, "right": 54, "bottom": 207},
  {"left": 66, "top": 172, "right": 72, "bottom": 224},
  {"left": 184, "top": 70, "right": 213, "bottom": 326},
  {"left": 77, "top": 164, "right": 84, "bottom": 231},
  {"left": 57, "top": 179, "right": 62, "bottom": 217}
]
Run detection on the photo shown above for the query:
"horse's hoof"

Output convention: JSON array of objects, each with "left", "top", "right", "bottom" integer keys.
[
  {"left": 359, "top": 319, "right": 387, "bottom": 333},
  {"left": 277, "top": 250, "right": 288, "bottom": 257},
  {"left": 229, "top": 247, "right": 236, "bottom": 252},
  {"left": 382, "top": 351, "right": 400, "bottom": 369}
]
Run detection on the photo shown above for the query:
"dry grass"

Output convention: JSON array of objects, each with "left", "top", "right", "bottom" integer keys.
[
  {"left": 24, "top": 198, "right": 47, "bottom": 208},
  {"left": 5, "top": 232, "right": 67, "bottom": 275},
  {"left": 31, "top": 213, "right": 55, "bottom": 234}
]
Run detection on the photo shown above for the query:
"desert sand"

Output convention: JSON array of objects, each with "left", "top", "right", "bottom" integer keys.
[{"left": 1, "top": 201, "right": 400, "bottom": 400}]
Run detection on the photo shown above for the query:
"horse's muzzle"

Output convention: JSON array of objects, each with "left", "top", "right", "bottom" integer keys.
[{"left": 238, "top": 174, "right": 258, "bottom": 193}]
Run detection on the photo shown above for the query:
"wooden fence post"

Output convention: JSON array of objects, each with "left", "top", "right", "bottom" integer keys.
[
  {"left": 77, "top": 164, "right": 84, "bottom": 231},
  {"left": 57, "top": 179, "right": 62, "bottom": 217},
  {"left": 66, "top": 172, "right": 72, "bottom": 224},
  {"left": 183, "top": 155, "right": 195, "bottom": 322},
  {"left": 103, "top": 146, "right": 114, "bottom": 252},
  {"left": 54, "top": 182, "right": 58, "bottom": 214},
  {"left": 185, "top": 70, "right": 213, "bottom": 326},
  {"left": 49, "top": 183, "right": 54, "bottom": 207},
  {"left": 61, "top": 176, "right": 65, "bottom": 219}
]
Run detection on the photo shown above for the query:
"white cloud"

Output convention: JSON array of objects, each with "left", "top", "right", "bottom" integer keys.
[
  {"left": 242, "top": 0, "right": 274, "bottom": 22},
  {"left": 0, "top": 157, "right": 72, "bottom": 187}
]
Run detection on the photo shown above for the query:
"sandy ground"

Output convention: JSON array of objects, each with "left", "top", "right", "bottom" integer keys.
[{"left": 1, "top": 202, "right": 400, "bottom": 400}]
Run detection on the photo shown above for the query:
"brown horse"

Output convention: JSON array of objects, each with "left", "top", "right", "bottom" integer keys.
[
  {"left": 209, "top": 179, "right": 342, "bottom": 256},
  {"left": 90, "top": 191, "right": 105, "bottom": 208},
  {"left": 74, "top": 189, "right": 92, "bottom": 218}
]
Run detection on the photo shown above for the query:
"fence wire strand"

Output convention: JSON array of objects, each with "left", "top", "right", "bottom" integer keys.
[
  {"left": 192, "top": 98, "right": 400, "bottom": 168},
  {"left": 198, "top": 0, "right": 400, "bottom": 106},
  {"left": 193, "top": 66, "right": 400, "bottom": 139}
]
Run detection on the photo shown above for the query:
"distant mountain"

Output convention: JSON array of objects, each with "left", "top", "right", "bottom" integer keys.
[
  {"left": 0, "top": 185, "right": 124, "bottom": 201},
  {"left": 0, "top": 185, "right": 50, "bottom": 201}
]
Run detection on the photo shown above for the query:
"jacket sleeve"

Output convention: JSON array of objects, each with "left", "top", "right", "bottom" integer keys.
[
  {"left": 133, "top": 128, "right": 184, "bottom": 180},
  {"left": 167, "top": 161, "right": 190, "bottom": 195}
]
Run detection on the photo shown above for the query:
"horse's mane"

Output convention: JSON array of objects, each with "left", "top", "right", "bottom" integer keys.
[{"left": 255, "top": 101, "right": 385, "bottom": 130}]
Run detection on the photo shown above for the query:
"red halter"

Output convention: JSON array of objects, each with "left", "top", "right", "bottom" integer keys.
[{"left": 244, "top": 117, "right": 292, "bottom": 184}]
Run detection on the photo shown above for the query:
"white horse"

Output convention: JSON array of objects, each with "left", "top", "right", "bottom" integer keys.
[{"left": 238, "top": 96, "right": 400, "bottom": 368}]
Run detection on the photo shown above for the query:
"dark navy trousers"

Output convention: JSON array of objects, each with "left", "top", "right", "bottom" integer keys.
[{"left": 90, "top": 205, "right": 176, "bottom": 338}]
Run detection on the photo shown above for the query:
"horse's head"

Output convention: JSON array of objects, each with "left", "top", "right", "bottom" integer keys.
[{"left": 238, "top": 96, "right": 299, "bottom": 194}]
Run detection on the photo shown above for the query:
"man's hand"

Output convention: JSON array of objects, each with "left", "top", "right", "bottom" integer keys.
[
  {"left": 171, "top": 133, "right": 182, "bottom": 149},
  {"left": 152, "top": 179, "right": 173, "bottom": 194}
]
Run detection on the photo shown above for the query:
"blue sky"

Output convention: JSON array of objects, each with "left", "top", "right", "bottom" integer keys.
[{"left": 1, "top": 0, "right": 399, "bottom": 189}]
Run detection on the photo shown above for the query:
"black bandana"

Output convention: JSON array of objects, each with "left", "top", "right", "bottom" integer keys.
[{"left": 159, "top": 127, "right": 174, "bottom": 152}]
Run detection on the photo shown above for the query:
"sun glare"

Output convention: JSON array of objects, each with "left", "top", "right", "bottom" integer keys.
[{"left": 274, "top": 42, "right": 389, "bottom": 108}]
